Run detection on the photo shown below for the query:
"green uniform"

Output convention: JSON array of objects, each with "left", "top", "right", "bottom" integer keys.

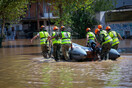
[
  {"left": 86, "top": 31, "right": 97, "bottom": 55},
  {"left": 61, "top": 31, "right": 71, "bottom": 44},
  {"left": 52, "top": 31, "right": 61, "bottom": 61},
  {"left": 100, "top": 30, "right": 107, "bottom": 34},
  {"left": 86, "top": 32, "right": 96, "bottom": 46},
  {"left": 99, "top": 30, "right": 113, "bottom": 46},
  {"left": 97, "top": 30, "right": 107, "bottom": 43},
  {"left": 39, "top": 31, "right": 49, "bottom": 58},
  {"left": 108, "top": 30, "right": 119, "bottom": 50},
  {"left": 61, "top": 31, "right": 71, "bottom": 61},
  {"left": 99, "top": 30, "right": 112, "bottom": 60}
]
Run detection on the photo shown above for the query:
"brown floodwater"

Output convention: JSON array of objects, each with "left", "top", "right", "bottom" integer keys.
[{"left": 0, "top": 39, "right": 132, "bottom": 88}]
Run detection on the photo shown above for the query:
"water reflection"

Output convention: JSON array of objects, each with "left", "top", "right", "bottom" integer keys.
[
  {"left": 29, "top": 60, "right": 131, "bottom": 88},
  {"left": 42, "top": 63, "right": 73, "bottom": 88},
  {"left": 20, "top": 53, "right": 42, "bottom": 56},
  {"left": 3, "top": 44, "right": 40, "bottom": 48}
]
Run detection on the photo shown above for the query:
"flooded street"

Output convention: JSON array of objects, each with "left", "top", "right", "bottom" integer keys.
[{"left": 0, "top": 39, "right": 132, "bottom": 88}]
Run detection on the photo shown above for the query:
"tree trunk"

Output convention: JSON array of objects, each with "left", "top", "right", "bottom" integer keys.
[
  {"left": 59, "top": 4, "right": 63, "bottom": 26},
  {"left": 37, "top": 0, "right": 40, "bottom": 31},
  {"left": 1, "top": 17, "right": 5, "bottom": 38}
]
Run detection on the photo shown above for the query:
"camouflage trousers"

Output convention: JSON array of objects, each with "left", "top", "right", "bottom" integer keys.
[
  {"left": 112, "top": 44, "right": 119, "bottom": 50},
  {"left": 62, "top": 44, "right": 71, "bottom": 61},
  {"left": 53, "top": 44, "right": 61, "bottom": 61},
  {"left": 101, "top": 42, "right": 112, "bottom": 60},
  {"left": 41, "top": 44, "right": 49, "bottom": 58}
]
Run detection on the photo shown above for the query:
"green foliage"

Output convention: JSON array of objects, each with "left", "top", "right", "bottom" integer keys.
[
  {"left": 0, "top": 0, "right": 29, "bottom": 36},
  {"left": 50, "top": 0, "right": 90, "bottom": 26},
  {"left": 70, "top": 0, "right": 115, "bottom": 38},
  {"left": 0, "top": 0, "right": 29, "bottom": 21},
  {"left": 49, "top": 0, "right": 116, "bottom": 38},
  {"left": 55, "top": 0, "right": 115, "bottom": 38},
  {"left": 70, "top": 7, "right": 98, "bottom": 38},
  {"left": 92, "top": 0, "right": 115, "bottom": 12}
]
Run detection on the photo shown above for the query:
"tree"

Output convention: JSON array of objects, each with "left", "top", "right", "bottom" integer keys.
[
  {"left": 70, "top": 7, "right": 98, "bottom": 38},
  {"left": 0, "top": 0, "right": 29, "bottom": 37},
  {"left": 70, "top": 0, "right": 116, "bottom": 38},
  {"left": 47, "top": 0, "right": 89, "bottom": 26},
  {"left": 47, "top": 0, "right": 115, "bottom": 38},
  {"left": 49, "top": 0, "right": 96, "bottom": 38},
  {"left": 92, "top": 0, "right": 115, "bottom": 12}
]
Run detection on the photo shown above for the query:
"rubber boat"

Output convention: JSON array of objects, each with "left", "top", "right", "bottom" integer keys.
[{"left": 67, "top": 43, "right": 120, "bottom": 61}]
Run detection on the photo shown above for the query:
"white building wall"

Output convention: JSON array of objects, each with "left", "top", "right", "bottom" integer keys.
[
  {"left": 95, "top": 0, "right": 132, "bottom": 38},
  {"left": 106, "top": 22, "right": 132, "bottom": 37},
  {"left": 95, "top": 11, "right": 106, "bottom": 25},
  {"left": 97, "top": 11, "right": 132, "bottom": 37},
  {"left": 95, "top": 11, "right": 106, "bottom": 29},
  {"left": 115, "top": 0, "right": 132, "bottom": 8}
]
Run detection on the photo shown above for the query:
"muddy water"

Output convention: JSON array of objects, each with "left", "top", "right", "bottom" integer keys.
[{"left": 0, "top": 39, "right": 132, "bottom": 88}]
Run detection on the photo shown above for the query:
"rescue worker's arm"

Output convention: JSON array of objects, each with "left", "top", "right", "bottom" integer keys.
[
  {"left": 50, "top": 36, "right": 55, "bottom": 40},
  {"left": 48, "top": 35, "right": 52, "bottom": 46},
  {"left": 31, "top": 35, "right": 39, "bottom": 43},
  {"left": 95, "top": 37, "right": 100, "bottom": 47},
  {"left": 97, "top": 34, "right": 104, "bottom": 47},
  {"left": 47, "top": 34, "right": 51, "bottom": 44},
  {"left": 47, "top": 34, "right": 51, "bottom": 40},
  {"left": 49, "top": 34, "right": 54, "bottom": 46},
  {"left": 49, "top": 32, "right": 57, "bottom": 41},
  {"left": 86, "top": 35, "right": 89, "bottom": 46},
  {"left": 117, "top": 33, "right": 123, "bottom": 40}
]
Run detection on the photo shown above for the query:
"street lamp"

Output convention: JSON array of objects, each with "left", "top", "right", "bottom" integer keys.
[{"left": 47, "top": 3, "right": 51, "bottom": 35}]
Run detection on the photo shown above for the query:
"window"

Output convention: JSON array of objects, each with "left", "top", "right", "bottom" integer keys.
[{"left": 16, "top": 25, "right": 19, "bottom": 31}]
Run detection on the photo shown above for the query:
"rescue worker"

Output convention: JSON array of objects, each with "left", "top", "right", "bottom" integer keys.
[
  {"left": 95, "top": 28, "right": 112, "bottom": 60},
  {"left": 98, "top": 25, "right": 107, "bottom": 34},
  {"left": 50, "top": 26, "right": 61, "bottom": 61},
  {"left": 31, "top": 25, "right": 50, "bottom": 59},
  {"left": 60, "top": 26, "right": 72, "bottom": 61},
  {"left": 106, "top": 26, "right": 123, "bottom": 50},
  {"left": 96, "top": 24, "right": 109, "bottom": 46},
  {"left": 86, "top": 28, "right": 97, "bottom": 52}
]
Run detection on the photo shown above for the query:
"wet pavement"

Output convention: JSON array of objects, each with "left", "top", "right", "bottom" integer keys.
[{"left": 0, "top": 39, "right": 132, "bottom": 88}]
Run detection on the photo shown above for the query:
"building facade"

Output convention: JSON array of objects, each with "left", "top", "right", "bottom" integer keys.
[
  {"left": 115, "top": 0, "right": 132, "bottom": 8},
  {"left": 2, "top": 0, "right": 58, "bottom": 39},
  {"left": 96, "top": 0, "right": 132, "bottom": 38},
  {"left": 21, "top": 0, "right": 58, "bottom": 38}
]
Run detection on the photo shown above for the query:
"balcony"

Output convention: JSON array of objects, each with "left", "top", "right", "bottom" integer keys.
[{"left": 43, "top": 13, "right": 53, "bottom": 18}]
